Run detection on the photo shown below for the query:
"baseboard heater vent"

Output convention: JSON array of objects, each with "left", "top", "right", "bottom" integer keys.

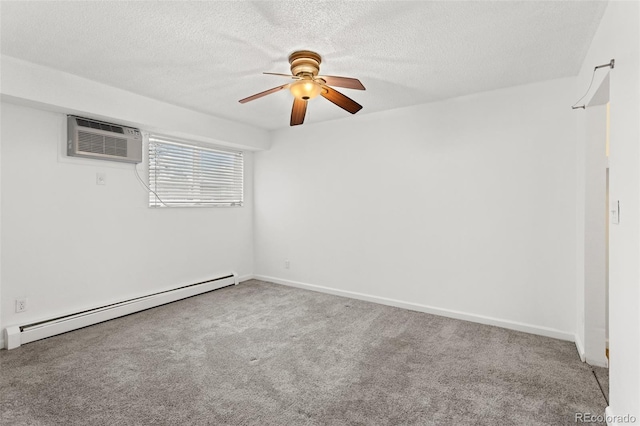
[{"left": 4, "top": 273, "right": 238, "bottom": 350}]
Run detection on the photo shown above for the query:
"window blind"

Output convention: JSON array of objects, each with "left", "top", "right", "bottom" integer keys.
[{"left": 148, "top": 137, "right": 243, "bottom": 207}]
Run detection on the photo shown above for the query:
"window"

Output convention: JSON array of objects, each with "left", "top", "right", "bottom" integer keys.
[{"left": 148, "top": 136, "right": 243, "bottom": 207}]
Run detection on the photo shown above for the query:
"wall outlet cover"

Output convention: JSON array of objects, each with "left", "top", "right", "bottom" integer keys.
[{"left": 15, "top": 298, "right": 27, "bottom": 313}]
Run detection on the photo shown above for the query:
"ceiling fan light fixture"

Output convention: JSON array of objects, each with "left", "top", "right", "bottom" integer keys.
[
  {"left": 289, "top": 79, "right": 322, "bottom": 100},
  {"left": 239, "top": 50, "right": 365, "bottom": 126}
]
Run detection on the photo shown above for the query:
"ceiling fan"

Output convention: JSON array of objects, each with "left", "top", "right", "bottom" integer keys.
[{"left": 239, "top": 50, "right": 366, "bottom": 126}]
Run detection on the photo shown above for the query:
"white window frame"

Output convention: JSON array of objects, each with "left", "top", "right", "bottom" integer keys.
[{"left": 148, "top": 136, "right": 243, "bottom": 208}]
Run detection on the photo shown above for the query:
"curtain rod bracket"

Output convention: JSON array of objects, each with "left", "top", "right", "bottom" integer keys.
[
  {"left": 571, "top": 59, "right": 615, "bottom": 110},
  {"left": 594, "top": 59, "right": 615, "bottom": 70}
]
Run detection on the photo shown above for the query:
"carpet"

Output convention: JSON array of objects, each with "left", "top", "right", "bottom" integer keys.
[
  {"left": 0, "top": 280, "right": 607, "bottom": 425},
  {"left": 591, "top": 365, "right": 609, "bottom": 404}
]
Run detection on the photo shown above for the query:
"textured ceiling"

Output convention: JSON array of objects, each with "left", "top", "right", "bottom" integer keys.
[{"left": 1, "top": 1, "right": 607, "bottom": 130}]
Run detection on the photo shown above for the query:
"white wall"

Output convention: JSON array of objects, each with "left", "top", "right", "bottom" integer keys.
[
  {"left": 0, "top": 102, "right": 255, "bottom": 341},
  {"left": 582, "top": 102, "right": 608, "bottom": 368},
  {"left": 254, "top": 77, "right": 577, "bottom": 339},
  {"left": 575, "top": 1, "right": 640, "bottom": 421},
  {"left": 0, "top": 102, "right": 3, "bottom": 347}
]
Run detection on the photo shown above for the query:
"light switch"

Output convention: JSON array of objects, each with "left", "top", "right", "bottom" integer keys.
[
  {"left": 96, "top": 173, "right": 106, "bottom": 185},
  {"left": 610, "top": 200, "right": 619, "bottom": 224}
]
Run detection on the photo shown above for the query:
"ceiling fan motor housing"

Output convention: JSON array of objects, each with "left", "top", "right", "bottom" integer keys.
[{"left": 289, "top": 50, "right": 322, "bottom": 77}]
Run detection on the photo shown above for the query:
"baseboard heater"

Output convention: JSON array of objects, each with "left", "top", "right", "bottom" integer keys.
[{"left": 4, "top": 273, "right": 238, "bottom": 350}]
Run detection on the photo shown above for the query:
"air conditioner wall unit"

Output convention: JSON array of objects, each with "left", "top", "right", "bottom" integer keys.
[{"left": 67, "top": 116, "right": 142, "bottom": 163}]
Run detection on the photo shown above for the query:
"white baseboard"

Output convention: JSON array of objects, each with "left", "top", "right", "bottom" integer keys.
[
  {"left": 237, "top": 274, "right": 255, "bottom": 283},
  {"left": 586, "top": 354, "right": 609, "bottom": 368},
  {"left": 574, "top": 333, "right": 608, "bottom": 367},
  {"left": 575, "top": 333, "right": 586, "bottom": 362},
  {"left": 254, "top": 275, "right": 575, "bottom": 342}
]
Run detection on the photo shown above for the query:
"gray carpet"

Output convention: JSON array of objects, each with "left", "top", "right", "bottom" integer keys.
[
  {"left": 592, "top": 365, "right": 609, "bottom": 404},
  {"left": 1, "top": 280, "right": 607, "bottom": 425}
]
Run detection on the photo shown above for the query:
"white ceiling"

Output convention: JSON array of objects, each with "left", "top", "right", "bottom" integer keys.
[{"left": 1, "top": 1, "right": 607, "bottom": 130}]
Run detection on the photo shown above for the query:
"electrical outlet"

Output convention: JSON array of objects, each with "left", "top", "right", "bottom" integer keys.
[
  {"left": 15, "top": 298, "right": 27, "bottom": 313},
  {"left": 284, "top": 260, "right": 290, "bottom": 269},
  {"left": 96, "top": 172, "right": 106, "bottom": 185}
]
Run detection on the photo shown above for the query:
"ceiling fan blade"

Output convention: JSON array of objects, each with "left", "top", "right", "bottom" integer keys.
[
  {"left": 263, "top": 72, "right": 302, "bottom": 80},
  {"left": 290, "top": 98, "right": 307, "bottom": 126},
  {"left": 321, "top": 86, "right": 363, "bottom": 114},
  {"left": 239, "top": 84, "right": 289, "bottom": 103},
  {"left": 318, "top": 75, "right": 365, "bottom": 90}
]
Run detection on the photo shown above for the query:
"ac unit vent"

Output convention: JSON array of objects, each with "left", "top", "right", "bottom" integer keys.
[
  {"left": 68, "top": 116, "right": 141, "bottom": 163},
  {"left": 76, "top": 118, "right": 125, "bottom": 134},
  {"left": 78, "top": 131, "right": 128, "bottom": 157}
]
